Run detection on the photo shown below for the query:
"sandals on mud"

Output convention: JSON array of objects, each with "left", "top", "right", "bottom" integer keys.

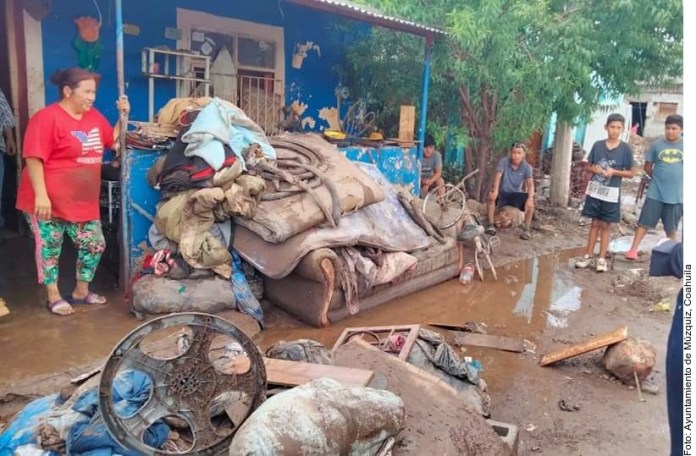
[
  {"left": 46, "top": 299, "right": 75, "bottom": 316},
  {"left": 520, "top": 230, "right": 531, "bottom": 240},
  {"left": 68, "top": 292, "right": 107, "bottom": 305}
]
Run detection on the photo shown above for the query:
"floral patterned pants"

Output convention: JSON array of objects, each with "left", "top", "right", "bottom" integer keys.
[{"left": 25, "top": 214, "right": 106, "bottom": 285}]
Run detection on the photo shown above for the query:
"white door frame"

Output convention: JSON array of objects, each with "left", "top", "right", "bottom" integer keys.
[{"left": 176, "top": 8, "right": 285, "bottom": 89}]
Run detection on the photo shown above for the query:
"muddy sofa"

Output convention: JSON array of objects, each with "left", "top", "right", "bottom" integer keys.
[{"left": 262, "top": 236, "right": 459, "bottom": 327}]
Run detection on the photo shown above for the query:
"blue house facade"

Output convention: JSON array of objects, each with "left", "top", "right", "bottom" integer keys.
[
  {"left": 9, "top": 0, "right": 440, "bottom": 286},
  {"left": 29, "top": 0, "right": 437, "bottom": 136},
  {"left": 40, "top": 0, "right": 357, "bottom": 129}
]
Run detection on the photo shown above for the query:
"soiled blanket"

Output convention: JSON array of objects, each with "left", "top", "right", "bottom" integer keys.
[
  {"left": 155, "top": 173, "right": 264, "bottom": 278},
  {"left": 233, "top": 134, "right": 386, "bottom": 244},
  {"left": 234, "top": 163, "right": 430, "bottom": 279}
]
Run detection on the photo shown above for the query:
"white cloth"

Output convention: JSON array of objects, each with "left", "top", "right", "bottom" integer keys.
[
  {"left": 210, "top": 48, "right": 237, "bottom": 103},
  {"left": 181, "top": 98, "right": 276, "bottom": 171}
]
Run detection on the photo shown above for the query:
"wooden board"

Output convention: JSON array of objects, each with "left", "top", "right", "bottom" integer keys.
[
  {"left": 539, "top": 326, "right": 629, "bottom": 366},
  {"left": 454, "top": 333, "right": 525, "bottom": 353},
  {"left": 264, "top": 357, "right": 374, "bottom": 388},
  {"left": 429, "top": 322, "right": 487, "bottom": 334},
  {"left": 398, "top": 105, "right": 416, "bottom": 141},
  {"left": 332, "top": 325, "right": 420, "bottom": 361}
]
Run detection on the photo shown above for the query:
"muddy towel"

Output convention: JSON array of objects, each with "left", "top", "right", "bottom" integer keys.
[
  {"left": 234, "top": 163, "right": 429, "bottom": 279},
  {"left": 234, "top": 134, "right": 386, "bottom": 243},
  {"left": 228, "top": 378, "right": 404, "bottom": 455}
]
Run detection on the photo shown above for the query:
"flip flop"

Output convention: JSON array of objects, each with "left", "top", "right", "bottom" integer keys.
[
  {"left": 68, "top": 292, "right": 107, "bottom": 305},
  {"left": 520, "top": 230, "right": 531, "bottom": 240},
  {"left": 47, "top": 299, "right": 75, "bottom": 316}
]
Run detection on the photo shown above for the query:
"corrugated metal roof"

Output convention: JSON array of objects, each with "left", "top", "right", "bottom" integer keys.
[{"left": 285, "top": 0, "right": 443, "bottom": 36}]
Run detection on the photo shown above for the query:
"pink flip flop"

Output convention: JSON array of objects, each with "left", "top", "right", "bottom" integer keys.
[{"left": 47, "top": 299, "right": 75, "bottom": 316}]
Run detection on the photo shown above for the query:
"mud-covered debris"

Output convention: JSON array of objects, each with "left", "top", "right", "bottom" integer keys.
[
  {"left": 558, "top": 398, "right": 581, "bottom": 412},
  {"left": 602, "top": 337, "right": 657, "bottom": 384},
  {"left": 228, "top": 378, "right": 405, "bottom": 455},
  {"left": 265, "top": 339, "right": 334, "bottom": 365}
]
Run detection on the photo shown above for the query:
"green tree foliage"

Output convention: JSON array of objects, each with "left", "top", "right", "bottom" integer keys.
[{"left": 347, "top": 0, "right": 682, "bottom": 199}]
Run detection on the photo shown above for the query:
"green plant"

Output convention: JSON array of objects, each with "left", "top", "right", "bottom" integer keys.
[{"left": 354, "top": 0, "right": 682, "bottom": 200}]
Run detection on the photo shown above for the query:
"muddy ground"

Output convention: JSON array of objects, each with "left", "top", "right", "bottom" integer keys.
[{"left": 0, "top": 200, "right": 680, "bottom": 455}]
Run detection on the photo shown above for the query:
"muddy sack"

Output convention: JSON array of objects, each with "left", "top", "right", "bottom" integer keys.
[
  {"left": 265, "top": 339, "right": 334, "bottom": 365},
  {"left": 228, "top": 378, "right": 405, "bottom": 455},
  {"left": 131, "top": 275, "right": 236, "bottom": 317}
]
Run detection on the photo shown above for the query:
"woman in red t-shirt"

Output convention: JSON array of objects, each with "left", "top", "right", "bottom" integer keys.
[{"left": 16, "top": 68, "right": 130, "bottom": 316}]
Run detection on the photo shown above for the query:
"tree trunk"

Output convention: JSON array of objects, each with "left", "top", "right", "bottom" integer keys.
[
  {"left": 550, "top": 122, "right": 573, "bottom": 207},
  {"left": 457, "top": 83, "right": 497, "bottom": 202},
  {"left": 476, "top": 136, "right": 492, "bottom": 201}
]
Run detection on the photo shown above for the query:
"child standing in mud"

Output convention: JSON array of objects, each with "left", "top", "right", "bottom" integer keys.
[{"left": 575, "top": 113, "right": 635, "bottom": 272}]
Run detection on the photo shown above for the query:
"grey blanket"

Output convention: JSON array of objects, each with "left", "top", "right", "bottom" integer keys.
[{"left": 233, "top": 163, "right": 431, "bottom": 279}]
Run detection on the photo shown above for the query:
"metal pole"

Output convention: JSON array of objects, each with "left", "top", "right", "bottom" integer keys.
[
  {"left": 417, "top": 33, "right": 434, "bottom": 160},
  {"left": 115, "top": 0, "right": 131, "bottom": 293}
]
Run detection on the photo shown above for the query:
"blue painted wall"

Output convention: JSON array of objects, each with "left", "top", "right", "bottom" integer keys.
[
  {"left": 125, "top": 145, "right": 420, "bottom": 276},
  {"left": 340, "top": 146, "right": 420, "bottom": 195},
  {"left": 42, "top": 0, "right": 348, "bottom": 130}
]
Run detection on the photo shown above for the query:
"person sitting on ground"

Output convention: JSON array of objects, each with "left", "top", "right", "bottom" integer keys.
[
  {"left": 624, "top": 114, "right": 683, "bottom": 260},
  {"left": 420, "top": 134, "right": 444, "bottom": 198},
  {"left": 575, "top": 113, "right": 635, "bottom": 272},
  {"left": 486, "top": 142, "right": 535, "bottom": 240}
]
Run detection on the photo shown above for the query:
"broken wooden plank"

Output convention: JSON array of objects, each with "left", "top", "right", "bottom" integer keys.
[
  {"left": 453, "top": 333, "right": 525, "bottom": 353},
  {"left": 398, "top": 105, "right": 415, "bottom": 142},
  {"left": 332, "top": 325, "right": 420, "bottom": 361},
  {"left": 429, "top": 322, "right": 487, "bottom": 334},
  {"left": 70, "top": 366, "right": 102, "bottom": 384},
  {"left": 539, "top": 327, "right": 629, "bottom": 366},
  {"left": 264, "top": 357, "right": 374, "bottom": 388}
]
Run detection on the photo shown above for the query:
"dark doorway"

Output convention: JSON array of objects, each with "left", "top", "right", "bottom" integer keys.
[
  {"left": 0, "top": 0, "right": 23, "bottom": 235},
  {"left": 630, "top": 102, "right": 647, "bottom": 137}
]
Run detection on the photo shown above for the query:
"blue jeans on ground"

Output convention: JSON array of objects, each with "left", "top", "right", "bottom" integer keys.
[{"left": 666, "top": 289, "right": 683, "bottom": 456}]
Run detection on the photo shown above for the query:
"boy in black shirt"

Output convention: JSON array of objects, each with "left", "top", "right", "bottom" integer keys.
[{"left": 575, "top": 113, "right": 635, "bottom": 272}]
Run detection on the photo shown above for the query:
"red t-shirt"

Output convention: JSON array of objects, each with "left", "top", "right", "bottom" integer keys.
[{"left": 16, "top": 104, "right": 114, "bottom": 222}]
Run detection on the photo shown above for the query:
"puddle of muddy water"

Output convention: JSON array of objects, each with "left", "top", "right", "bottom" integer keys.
[
  {"left": 257, "top": 248, "right": 587, "bottom": 394},
  {"left": 0, "top": 237, "right": 139, "bottom": 386}
]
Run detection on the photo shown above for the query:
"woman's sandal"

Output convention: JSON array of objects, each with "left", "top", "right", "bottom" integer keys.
[
  {"left": 46, "top": 299, "right": 75, "bottom": 316},
  {"left": 68, "top": 292, "right": 107, "bottom": 305}
]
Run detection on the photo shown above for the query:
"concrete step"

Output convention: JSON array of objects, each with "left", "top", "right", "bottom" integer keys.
[{"left": 487, "top": 419, "right": 519, "bottom": 455}]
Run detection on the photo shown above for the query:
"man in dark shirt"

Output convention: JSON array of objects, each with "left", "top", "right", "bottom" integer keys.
[{"left": 486, "top": 142, "right": 535, "bottom": 240}]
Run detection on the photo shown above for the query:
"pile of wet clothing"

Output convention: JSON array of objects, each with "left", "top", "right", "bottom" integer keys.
[{"left": 134, "top": 97, "right": 275, "bottom": 326}]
